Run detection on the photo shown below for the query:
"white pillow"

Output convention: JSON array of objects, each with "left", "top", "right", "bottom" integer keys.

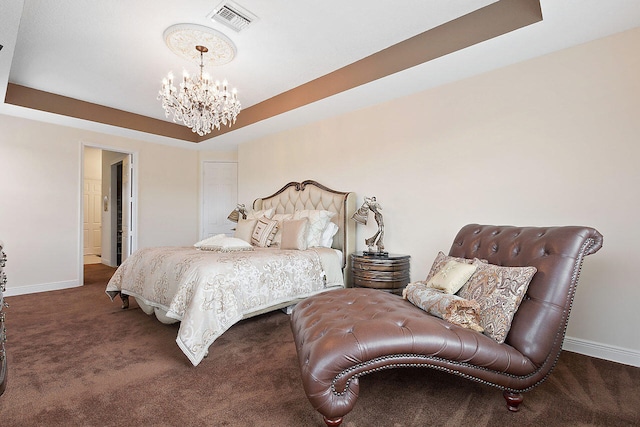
[
  {"left": 319, "top": 222, "right": 339, "bottom": 248},
  {"left": 292, "top": 210, "right": 336, "bottom": 247},
  {"left": 195, "top": 235, "right": 253, "bottom": 252},
  {"left": 194, "top": 234, "right": 226, "bottom": 247},
  {"left": 245, "top": 208, "right": 275, "bottom": 220}
]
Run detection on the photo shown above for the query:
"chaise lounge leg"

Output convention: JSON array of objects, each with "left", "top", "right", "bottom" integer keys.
[
  {"left": 503, "top": 390, "right": 523, "bottom": 412},
  {"left": 324, "top": 416, "right": 343, "bottom": 426}
]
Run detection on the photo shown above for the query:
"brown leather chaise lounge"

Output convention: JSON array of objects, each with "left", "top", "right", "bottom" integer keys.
[{"left": 290, "top": 224, "right": 603, "bottom": 426}]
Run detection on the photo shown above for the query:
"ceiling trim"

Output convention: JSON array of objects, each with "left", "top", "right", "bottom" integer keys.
[
  {"left": 4, "top": 83, "right": 199, "bottom": 142},
  {"left": 4, "top": 0, "right": 541, "bottom": 144}
]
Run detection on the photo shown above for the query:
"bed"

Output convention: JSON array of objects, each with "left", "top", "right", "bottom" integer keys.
[{"left": 106, "top": 180, "right": 356, "bottom": 366}]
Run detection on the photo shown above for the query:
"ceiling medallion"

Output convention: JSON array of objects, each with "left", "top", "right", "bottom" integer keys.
[
  {"left": 163, "top": 23, "right": 236, "bottom": 66},
  {"left": 159, "top": 24, "right": 241, "bottom": 136}
]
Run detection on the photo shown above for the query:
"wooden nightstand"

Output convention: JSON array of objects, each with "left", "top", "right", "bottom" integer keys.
[{"left": 350, "top": 252, "right": 411, "bottom": 295}]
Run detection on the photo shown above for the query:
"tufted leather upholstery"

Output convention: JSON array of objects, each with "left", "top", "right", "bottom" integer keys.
[{"left": 290, "top": 224, "right": 603, "bottom": 426}]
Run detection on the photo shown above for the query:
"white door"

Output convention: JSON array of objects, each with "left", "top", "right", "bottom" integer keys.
[
  {"left": 121, "top": 154, "right": 134, "bottom": 262},
  {"left": 83, "top": 179, "right": 102, "bottom": 255},
  {"left": 202, "top": 162, "right": 238, "bottom": 238}
]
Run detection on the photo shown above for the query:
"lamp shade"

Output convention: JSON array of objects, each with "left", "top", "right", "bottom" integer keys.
[
  {"left": 227, "top": 204, "right": 247, "bottom": 222},
  {"left": 227, "top": 209, "right": 240, "bottom": 222}
]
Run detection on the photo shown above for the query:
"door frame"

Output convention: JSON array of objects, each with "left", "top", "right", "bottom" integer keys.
[{"left": 79, "top": 143, "right": 138, "bottom": 283}]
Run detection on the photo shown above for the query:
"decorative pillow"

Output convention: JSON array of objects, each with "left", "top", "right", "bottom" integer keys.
[
  {"left": 194, "top": 234, "right": 226, "bottom": 247},
  {"left": 280, "top": 218, "right": 309, "bottom": 250},
  {"left": 251, "top": 217, "right": 279, "bottom": 247},
  {"left": 426, "top": 260, "right": 477, "bottom": 294},
  {"left": 269, "top": 213, "right": 294, "bottom": 247},
  {"left": 234, "top": 218, "right": 258, "bottom": 243},
  {"left": 292, "top": 210, "right": 336, "bottom": 247},
  {"left": 457, "top": 259, "right": 537, "bottom": 343},
  {"left": 425, "top": 251, "right": 477, "bottom": 283},
  {"left": 245, "top": 208, "right": 275, "bottom": 220},
  {"left": 403, "top": 282, "right": 483, "bottom": 332},
  {"left": 319, "top": 222, "right": 339, "bottom": 248},
  {"left": 194, "top": 235, "right": 253, "bottom": 252}
]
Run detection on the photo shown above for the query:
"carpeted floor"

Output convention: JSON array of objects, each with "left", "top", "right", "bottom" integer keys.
[{"left": 0, "top": 264, "right": 639, "bottom": 426}]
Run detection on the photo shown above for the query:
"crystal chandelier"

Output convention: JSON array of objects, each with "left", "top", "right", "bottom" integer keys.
[{"left": 159, "top": 45, "right": 241, "bottom": 136}]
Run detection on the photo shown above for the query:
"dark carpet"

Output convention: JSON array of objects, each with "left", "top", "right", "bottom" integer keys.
[{"left": 0, "top": 263, "right": 638, "bottom": 426}]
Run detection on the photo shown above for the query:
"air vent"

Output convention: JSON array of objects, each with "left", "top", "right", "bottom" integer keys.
[{"left": 208, "top": 1, "right": 258, "bottom": 32}]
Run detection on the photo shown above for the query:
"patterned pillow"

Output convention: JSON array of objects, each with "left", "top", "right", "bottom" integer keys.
[
  {"left": 280, "top": 218, "right": 309, "bottom": 250},
  {"left": 251, "top": 217, "right": 279, "bottom": 247},
  {"left": 426, "top": 260, "right": 477, "bottom": 294},
  {"left": 403, "top": 282, "right": 484, "bottom": 332},
  {"left": 292, "top": 210, "right": 336, "bottom": 247},
  {"left": 457, "top": 259, "right": 537, "bottom": 343},
  {"left": 425, "top": 251, "right": 476, "bottom": 282}
]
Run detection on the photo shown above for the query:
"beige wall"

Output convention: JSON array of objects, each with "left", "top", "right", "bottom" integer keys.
[
  {"left": 0, "top": 115, "right": 200, "bottom": 294},
  {"left": 237, "top": 28, "right": 640, "bottom": 363}
]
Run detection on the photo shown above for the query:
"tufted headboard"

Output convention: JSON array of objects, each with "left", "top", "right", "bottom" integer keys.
[{"left": 253, "top": 180, "right": 356, "bottom": 269}]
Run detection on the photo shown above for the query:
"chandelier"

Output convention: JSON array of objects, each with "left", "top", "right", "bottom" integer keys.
[{"left": 158, "top": 45, "right": 241, "bottom": 136}]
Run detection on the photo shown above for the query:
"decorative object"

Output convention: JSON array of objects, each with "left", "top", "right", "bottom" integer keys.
[
  {"left": 158, "top": 24, "right": 241, "bottom": 136},
  {"left": 352, "top": 196, "right": 387, "bottom": 256},
  {"left": 227, "top": 204, "right": 247, "bottom": 222},
  {"left": 291, "top": 224, "right": 603, "bottom": 425}
]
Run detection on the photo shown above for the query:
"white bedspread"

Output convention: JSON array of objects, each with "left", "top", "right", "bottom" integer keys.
[{"left": 106, "top": 246, "right": 344, "bottom": 365}]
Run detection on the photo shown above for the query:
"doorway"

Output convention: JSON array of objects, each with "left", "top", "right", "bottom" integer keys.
[{"left": 81, "top": 146, "right": 136, "bottom": 277}]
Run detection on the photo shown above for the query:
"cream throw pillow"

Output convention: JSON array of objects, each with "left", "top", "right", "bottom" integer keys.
[
  {"left": 234, "top": 218, "right": 258, "bottom": 243},
  {"left": 425, "top": 251, "right": 477, "bottom": 283},
  {"left": 426, "top": 260, "right": 477, "bottom": 294},
  {"left": 280, "top": 218, "right": 309, "bottom": 250}
]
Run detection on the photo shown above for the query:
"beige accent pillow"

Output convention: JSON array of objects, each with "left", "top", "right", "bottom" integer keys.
[
  {"left": 270, "top": 213, "right": 294, "bottom": 247},
  {"left": 425, "top": 251, "right": 477, "bottom": 283},
  {"left": 234, "top": 218, "right": 258, "bottom": 243},
  {"left": 457, "top": 259, "right": 537, "bottom": 343},
  {"left": 251, "top": 217, "right": 279, "bottom": 247},
  {"left": 426, "top": 260, "right": 477, "bottom": 294},
  {"left": 280, "top": 218, "right": 309, "bottom": 250},
  {"left": 403, "top": 282, "right": 483, "bottom": 332}
]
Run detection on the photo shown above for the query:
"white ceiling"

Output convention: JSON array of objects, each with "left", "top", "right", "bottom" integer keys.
[{"left": 1, "top": 0, "right": 640, "bottom": 150}]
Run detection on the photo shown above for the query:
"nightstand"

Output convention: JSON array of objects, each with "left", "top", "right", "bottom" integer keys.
[{"left": 350, "top": 252, "right": 410, "bottom": 295}]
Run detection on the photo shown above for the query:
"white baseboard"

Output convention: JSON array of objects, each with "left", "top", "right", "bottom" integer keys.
[
  {"left": 563, "top": 336, "right": 640, "bottom": 368},
  {"left": 3, "top": 279, "right": 80, "bottom": 297}
]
